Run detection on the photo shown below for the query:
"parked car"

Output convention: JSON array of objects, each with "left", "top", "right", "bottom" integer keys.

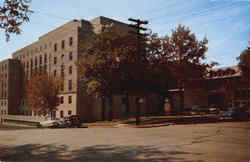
[
  {"left": 37, "top": 119, "right": 61, "bottom": 128},
  {"left": 218, "top": 107, "right": 249, "bottom": 121},
  {"left": 66, "top": 115, "right": 81, "bottom": 128},
  {"left": 37, "top": 115, "right": 83, "bottom": 128},
  {"left": 207, "top": 105, "right": 220, "bottom": 114},
  {"left": 190, "top": 105, "right": 209, "bottom": 115}
]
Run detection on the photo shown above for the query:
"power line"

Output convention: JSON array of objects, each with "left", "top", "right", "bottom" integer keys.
[
  {"left": 147, "top": 1, "right": 236, "bottom": 23},
  {"left": 35, "top": 10, "right": 73, "bottom": 21}
]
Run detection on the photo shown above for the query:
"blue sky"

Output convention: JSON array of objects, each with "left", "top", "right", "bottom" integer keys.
[{"left": 0, "top": 0, "right": 249, "bottom": 67}]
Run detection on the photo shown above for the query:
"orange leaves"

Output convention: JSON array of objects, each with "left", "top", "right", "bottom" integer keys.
[
  {"left": 237, "top": 44, "right": 250, "bottom": 81},
  {"left": 161, "top": 25, "right": 218, "bottom": 84},
  {"left": 0, "top": 0, "right": 32, "bottom": 41},
  {"left": 25, "top": 73, "right": 62, "bottom": 116}
]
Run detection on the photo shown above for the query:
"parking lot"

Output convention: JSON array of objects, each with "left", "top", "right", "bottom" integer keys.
[{"left": 0, "top": 121, "right": 249, "bottom": 162}]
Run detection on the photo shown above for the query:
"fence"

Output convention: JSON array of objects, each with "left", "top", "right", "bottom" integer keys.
[{"left": 2, "top": 114, "right": 48, "bottom": 123}]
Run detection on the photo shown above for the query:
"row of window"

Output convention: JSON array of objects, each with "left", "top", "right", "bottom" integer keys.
[
  {"left": 235, "top": 89, "right": 250, "bottom": 98},
  {"left": 53, "top": 52, "right": 73, "bottom": 64},
  {"left": 0, "top": 64, "right": 7, "bottom": 72},
  {"left": 54, "top": 37, "right": 73, "bottom": 52},
  {"left": 60, "top": 95, "right": 72, "bottom": 104},
  {"left": 54, "top": 65, "right": 73, "bottom": 77},
  {"left": 209, "top": 69, "right": 236, "bottom": 78},
  {"left": 234, "top": 101, "right": 250, "bottom": 107},
  {"left": 15, "top": 37, "right": 73, "bottom": 60},
  {"left": 60, "top": 110, "right": 72, "bottom": 118},
  {"left": 0, "top": 101, "right": 7, "bottom": 106},
  {"left": 0, "top": 110, "right": 7, "bottom": 115},
  {"left": 23, "top": 51, "right": 73, "bottom": 71},
  {"left": 60, "top": 80, "right": 72, "bottom": 91}
]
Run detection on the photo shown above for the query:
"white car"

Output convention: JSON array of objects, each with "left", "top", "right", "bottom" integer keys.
[{"left": 37, "top": 119, "right": 61, "bottom": 128}]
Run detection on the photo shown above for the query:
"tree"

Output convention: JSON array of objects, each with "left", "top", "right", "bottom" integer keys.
[
  {"left": 78, "top": 27, "right": 171, "bottom": 123},
  {"left": 25, "top": 73, "right": 62, "bottom": 119},
  {"left": 161, "top": 25, "right": 218, "bottom": 113},
  {"left": 237, "top": 42, "right": 250, "bottom": 81},
  {"left": 0, "top": 0, "right": 32, "bottom": 41}
]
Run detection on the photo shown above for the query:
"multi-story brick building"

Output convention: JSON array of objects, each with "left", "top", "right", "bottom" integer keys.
[
  {"left": 180, "top": 66, "right": 250, "bottom": 110},
  {"left": 0, "top": 59, "right": 23, "bottom": 116},
  {"left": 8, "top": 16, "right": 158, "bottom": 121}
]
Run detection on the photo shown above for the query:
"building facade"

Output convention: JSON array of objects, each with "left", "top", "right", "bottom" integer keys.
[
  {"left": 3, "top": 16, "right": 158, "bottom": 122},
  {"left": 182, "top": 66, "right": 250, "bottom": 110},
  {"left": 0, "top": 59, "right": 23, "bottom": 116}
]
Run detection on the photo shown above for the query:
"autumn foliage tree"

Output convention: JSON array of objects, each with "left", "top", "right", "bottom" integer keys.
[
  {"left": 161, "top": 25, "right": 218, "bottom": 113},
  {"left": 78, "top": 27, "right": 172, "bottom": 122},
  {"left": 26, "top": 73, "right": 62, "bottom": 118},
  {"left": 237, "top": 42, "right": 250, "bottom": 81},
  {"left": 0, "top": 0, "right": 32, "bottom": 41}
]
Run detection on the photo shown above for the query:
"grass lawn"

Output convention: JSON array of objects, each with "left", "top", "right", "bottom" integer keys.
[
  {"left": 85, "top": 114, "right": 218, "bottom": 127},
  {"left": 0, "top": 124, "right": 38, "bottom": 130}
]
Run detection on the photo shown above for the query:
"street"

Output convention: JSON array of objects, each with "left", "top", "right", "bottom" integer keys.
[{"left": 0, "top": 122, "right": 249, "bottom": 162}]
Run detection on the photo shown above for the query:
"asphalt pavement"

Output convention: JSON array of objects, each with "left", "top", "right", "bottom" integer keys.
[{"left": 0, "top": 122, "right": 249, "bottom": 162}]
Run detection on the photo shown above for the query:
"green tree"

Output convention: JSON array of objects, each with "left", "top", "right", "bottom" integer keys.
[
  {"left": 0, "top": 0, "right": 32, "bottom": 41},
  {"left": 237, "top": 42, "right": 250, "bottom": 81}
]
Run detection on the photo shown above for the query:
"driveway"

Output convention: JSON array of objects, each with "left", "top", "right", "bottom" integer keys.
[{"left": 0, "top": 122, "right": 249, "bottom": 162}]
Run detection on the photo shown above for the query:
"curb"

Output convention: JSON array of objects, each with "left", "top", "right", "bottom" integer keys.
[{"left": 130, "top": 123, "right": 172, "bottom": 128}]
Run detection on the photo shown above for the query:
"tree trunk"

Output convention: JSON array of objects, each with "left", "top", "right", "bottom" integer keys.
[
  {"left": 178, "top": 80, "right": 184, "bottom": 115},
  {"left": 108, "top": 95, "right": 113, "bottom": 121},
  {"left": 179, "top": 90, "right": 184, "bottom": 114},
  {"left": 125, "top": 92, "right": 130, "bottom": 117},
  {"left": 135, "top": 97, "right": 141, "bottom": 125},
  {"left": 101, "top": 97, "right": 106, "bottom": 121}
]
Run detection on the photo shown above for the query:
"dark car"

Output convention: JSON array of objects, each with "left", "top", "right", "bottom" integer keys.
[
  {"left": 190, "top": 105, "right": 209, "bottom": 115},
  {"left": 64, "top": 115, "right": 81, "bottom": 128},
  {"left": 49, "top": 115, "right": 82, "bottom": 128},
  {"left": 218, "top": 107, "right": 249, "bottom": 121}
]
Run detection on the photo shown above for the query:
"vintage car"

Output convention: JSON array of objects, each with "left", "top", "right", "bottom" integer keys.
[{"left": 218, "top": 107, "right": 249, "bottom": 121}]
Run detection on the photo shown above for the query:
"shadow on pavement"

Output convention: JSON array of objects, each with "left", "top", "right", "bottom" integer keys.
[{"left": 0, "top": 144, "right": 204, "bottom": 162}]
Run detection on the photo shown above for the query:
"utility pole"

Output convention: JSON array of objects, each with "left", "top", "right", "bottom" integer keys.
[
  {"left": 128, "top": 18, "right": 148, "bottom": 125},
  {"left": 128, "top": 18, "right": 148, "bottom": 63}
]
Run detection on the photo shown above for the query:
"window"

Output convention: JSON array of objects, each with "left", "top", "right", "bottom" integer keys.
[
  {"left": 68, "top": 110, "right": 72, "bottom": 115},
  {"left": 61, "top": 65, "right": 64, "bottom": 77},
  {"left": 61, "top": 96, "right": 64, "bottom": 104},
  {"left": 54, "top": 70, "right": 57, "bottom": 77},
  {"left": 69, "top": 52, "right": 73, "bottom": 60},
  {"left": 54, "top": 43, "right": 57, "bottom": 52},
  {"left": 68, "top": 96, "right": 72, "bottom": 104},
  {"left": 235, "top": 90, "right": 240, "bottom": 98},
  {"left": 61, "top": 83, "right": 64, "bottom": 91},
  {"left": 54, "top": 57, "right": 57, "bottom": 64},
  {"left": 44, "top": 64, "right": 47, "bottom": 72},
  {"left": 31, "top": 59, "right": 33, "bottom": 68},
  {"left": 68, "top": 80, "right": 72, "bottom": 91},
  {"left": 242, "top": 90, "right": 247, "bottom": 98},
  {"left": 44, "top": 54, "right": 47, "bottom": 64},
  {"left": 61, "top": 54, "right": 64, "bottom": 61},
  {"left": 69, "top": 66, "right": 72, "bottom": 75},
  {"left": 69, "top": 37, "right": 73, "bottom": 46},
  {"left": 60, "top": 111, "right": 64, "bottom": 118},
  {"left": 40, "top": 55, "right": 42, "bottom": 65},
  {"left": 35, "top": 57, "right": 37, "bottom": 66},
  {"left": 61, "top": 40, "right": 65, "bottom": 49}
]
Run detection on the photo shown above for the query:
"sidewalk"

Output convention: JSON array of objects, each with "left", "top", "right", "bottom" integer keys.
[{"left": 85, "top": 114, "right": 219, "bottom": 128}]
